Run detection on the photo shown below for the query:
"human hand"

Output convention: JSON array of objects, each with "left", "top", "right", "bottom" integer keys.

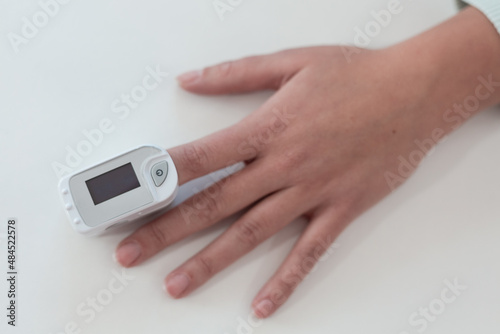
[{"left": 115, "top": 7, "right": 500, "bottom": 318}]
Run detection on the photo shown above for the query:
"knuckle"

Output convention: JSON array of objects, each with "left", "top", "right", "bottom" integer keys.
[
  {"left": 275, "top": 270, "right": 302, "bottom": 297},
  {"left": 194, "top": 255, "right": 216, "bottom": 277},
  {"left": 272, "top": 275, "right": 301, "bottom": 305},
  {"left": 210, "top": 56, "right": 261, "bottom": 82},
  {"left": 234, "top": 217, "right": 265, "bottom": 248},
  {"left": 206, "top": 60, "right": 234, "bottom": 79},
  {"left": 191, "top": 189, "right": 224, "bottom": 225},
  {"left": 272, "top": 247, "right": 325, "bottom": 299},
  {"left": 296, "top": 244, "right": 317, "bottom": 263},
  {"left": 144, "top": 222, "right": 169, "bottom": 249},
  {"left": 235, "top": 55, "right": 257, "bottom": 68},
  {"left": 296, "top": 245, "right": 321, "bottom": 273},
  {"left": 273, "top": 149, "right": 308, "bottom": 175},
  {"left": 181, "top": 143, "right": 212, "bottom": 175}
]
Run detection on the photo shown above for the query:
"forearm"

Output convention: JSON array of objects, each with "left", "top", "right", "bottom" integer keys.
[{"left": 387, "top": 6, "right": 500, "bottom": 137}]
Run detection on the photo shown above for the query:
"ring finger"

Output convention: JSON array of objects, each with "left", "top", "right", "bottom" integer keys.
[{"left": 164, "top": 186, "right": 310, "bottom": 298}]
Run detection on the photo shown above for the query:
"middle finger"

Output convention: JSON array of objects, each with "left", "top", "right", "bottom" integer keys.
[{"left": 115, "top": 160, "right": 283, "bottom": 267}]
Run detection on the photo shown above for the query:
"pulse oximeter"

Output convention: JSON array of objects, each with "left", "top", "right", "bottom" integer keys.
[{"left": 58, "top": 145, "right": 178, "bottom": 236}]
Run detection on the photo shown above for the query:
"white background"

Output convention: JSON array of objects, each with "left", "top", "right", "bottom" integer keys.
[{"left": 1, "top": 0, "right": 500, "bottom": 333}]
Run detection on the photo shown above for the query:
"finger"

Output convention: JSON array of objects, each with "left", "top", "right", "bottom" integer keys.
[
  {"left": 176, "top": 50, "right": 306, "bottom": 95},
  {"left": 168, "top": 123, "right": 257, "bottom": 185},
  {"left": 251, "top": 207, "right": 349, "bottom": 318},
  {"left": 163, "top": 187, "right": 308, "bottom": 299},
  {"left": 114, "top": 160, "right": 283, "bottom": 267}
]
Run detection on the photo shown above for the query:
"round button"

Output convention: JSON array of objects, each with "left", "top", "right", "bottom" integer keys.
[{"left": 151, "top": 161, "right": 168, "bottom": 187}]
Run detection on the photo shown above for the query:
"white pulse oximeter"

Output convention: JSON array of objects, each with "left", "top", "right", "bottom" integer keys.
[{"left": 58, "top": 145, "right": 178, "bottom": 236}]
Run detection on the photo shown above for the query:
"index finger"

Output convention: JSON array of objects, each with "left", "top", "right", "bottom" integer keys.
[{"left": 169, "top": 123, "right": 256, "bottom": 185}]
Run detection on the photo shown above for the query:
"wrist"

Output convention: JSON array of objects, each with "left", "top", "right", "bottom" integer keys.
[{"left": 384, "top": 6, "right": 500, "bottom": 138}]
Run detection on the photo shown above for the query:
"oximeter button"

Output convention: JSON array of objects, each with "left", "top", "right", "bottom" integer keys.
[
  {"left": 65, "top": 203, "right": 73, "bottom": 210},
  {"left": 62, "top": 188, "right": 69, "bottom": 195},
  {"left": 151, "top": 161, "right": 168, "bottom": 187}
]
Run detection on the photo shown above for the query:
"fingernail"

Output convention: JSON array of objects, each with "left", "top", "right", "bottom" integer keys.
[
  {"left": 115, "top": 241, "right": 141, "bottom": 267},
  {"left": 253, "top": 299, "right": 274, "bottom": 318},
  {"left": 177, "top": 70, "right": 202, "bottom": 85},
  {"left": 165, "top": 273, "right": 190, "bottom": 298}
]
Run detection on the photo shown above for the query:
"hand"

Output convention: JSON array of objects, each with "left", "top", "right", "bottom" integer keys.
[{"left": 115, "top": 7, "right": 500, "bottom": 318}]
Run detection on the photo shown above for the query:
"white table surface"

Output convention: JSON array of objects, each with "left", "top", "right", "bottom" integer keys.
[{"left": 2, "top": 0, "right": 500, "bottom": 333}]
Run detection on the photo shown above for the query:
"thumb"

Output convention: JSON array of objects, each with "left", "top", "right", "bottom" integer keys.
[{"left": 177, "top": 50, "right": 305, "bottom": 95}]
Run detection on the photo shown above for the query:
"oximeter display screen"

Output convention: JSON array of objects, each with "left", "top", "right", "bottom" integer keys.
[{"left": 85, "top": 163, "right": 140, "bottom": 205}]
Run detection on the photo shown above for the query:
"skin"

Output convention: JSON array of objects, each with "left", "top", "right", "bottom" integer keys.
[{"left": 115, "top": 7, "right": 500, "bottom": 318}]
